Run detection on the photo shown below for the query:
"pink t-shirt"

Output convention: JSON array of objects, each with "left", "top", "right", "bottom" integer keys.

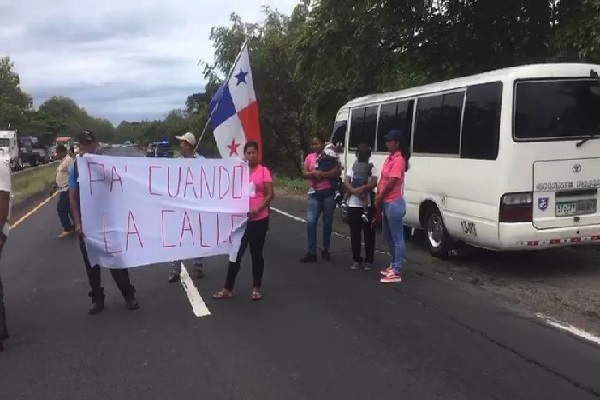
[
  {"left": 304, "top": 152, "right": 333, "bottom": 191},
  {"left": 249, "top": 165, "right": 272, "bottom": 221},
  {"left": 379, "top": 152, "right": 406, "bottom": 203}
]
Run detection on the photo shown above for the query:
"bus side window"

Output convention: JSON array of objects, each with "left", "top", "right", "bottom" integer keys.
[
  {"left": 331, "top": 120, "right": 347, "bottom": 150},
  {"left": 349, "top": 108, "right": 366, "bottom": 151},
  {"left": 460, "top": 82, "right": 502, "bottom": 160},
  {"left": 349, "top": 106, "right": 377, "bottom": 150},
  {"left": 414, "top": 93, "right": 463, "bottom": 155},
  {"left": 376, "top": 100, "right": 414, "bottom": 152}
]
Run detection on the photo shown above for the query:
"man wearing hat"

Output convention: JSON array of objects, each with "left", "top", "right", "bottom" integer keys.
[
  {"left": 167, "top": 132, "right": 206, "bottom": 283},
  {"left": 69, "top": 130, "right": 140, "bottom": 314}
]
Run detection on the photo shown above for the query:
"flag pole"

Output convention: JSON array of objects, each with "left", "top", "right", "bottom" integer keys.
[{"left": 194, "top": 39, "right": 250, "bottom": 152}]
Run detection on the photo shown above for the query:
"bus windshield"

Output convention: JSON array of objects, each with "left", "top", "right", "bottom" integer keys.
[{"left": 514, "top": 78, "right": 600, "bottom": 141}]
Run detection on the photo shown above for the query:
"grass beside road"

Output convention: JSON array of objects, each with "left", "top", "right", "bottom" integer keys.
[
  {"left": 273, "top": 175, "right": 307, "bottom": 196},
  {"left": 12, "top": 164, "right": 57, "bottom": 204}
]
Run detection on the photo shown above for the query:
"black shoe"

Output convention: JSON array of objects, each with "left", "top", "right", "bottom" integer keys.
[
  {"left": 322, "top": 250, "right": 331, "bottom": 262},
  {"left": 168, "top": 270, "right": 180, "bottom": 283},
  {"left": 0, "top": 340, "right": 3, "bottom": 352},
  {"left": 125, "top": 296, "right": 140, "bottom": 311},
  {"left": 300, "top": 253, "right": 318, "bottom": 263},
  {"left": 88, "top": 299, "right": 105, "bottom": 315}
]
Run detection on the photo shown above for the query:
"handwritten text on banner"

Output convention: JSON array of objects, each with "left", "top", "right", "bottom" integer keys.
[{"left": 78, "top": 154, "right": 249, "bottom": 269}]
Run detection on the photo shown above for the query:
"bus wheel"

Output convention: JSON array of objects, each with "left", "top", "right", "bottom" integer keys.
[{"left": 424, "top": 208, "right": 451, "bottom": 258}]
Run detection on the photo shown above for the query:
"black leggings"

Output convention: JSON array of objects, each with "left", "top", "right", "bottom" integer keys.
[
  {"left": 225, "top": 217, "right": 269, "bottom": 291},
  {"left": 348, "top": 207, "right": 375, "bottom": 264}
]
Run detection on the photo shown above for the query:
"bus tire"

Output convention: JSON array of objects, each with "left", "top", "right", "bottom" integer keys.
[{"left": 424, "top": 207, "right": 452, "bottom": 258}]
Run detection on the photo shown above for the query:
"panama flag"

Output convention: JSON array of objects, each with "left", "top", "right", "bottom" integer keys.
[{"left": 208, "top": 44, "right": 262, "bottom": 160}]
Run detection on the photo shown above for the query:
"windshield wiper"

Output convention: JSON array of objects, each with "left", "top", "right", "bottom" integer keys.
[{"left": 576, "top": 131, "right": 600, "bottom": 148}]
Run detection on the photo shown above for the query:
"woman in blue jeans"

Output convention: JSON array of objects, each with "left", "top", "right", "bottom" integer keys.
[
  {"left": 376, "top": 129, "right": 410, "bottom": 284},
  {"left": 300, "top": 137, "right": 341, "bottom": 263}
]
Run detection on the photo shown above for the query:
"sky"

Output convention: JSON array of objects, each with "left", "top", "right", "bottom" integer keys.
[{"left": 0, "top": 0, "right": 299, "bottom": 125}]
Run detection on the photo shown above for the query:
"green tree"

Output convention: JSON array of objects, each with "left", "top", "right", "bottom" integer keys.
[{"left": 0, "top": 56, "right": 33, "bottom": 128}]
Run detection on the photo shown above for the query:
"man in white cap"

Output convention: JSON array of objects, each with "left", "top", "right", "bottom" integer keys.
[{"left": 168, "top": 132, "right": 206, "bottom": 283}]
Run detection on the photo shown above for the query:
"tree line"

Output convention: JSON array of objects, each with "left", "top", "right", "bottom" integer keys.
[{"left": 2, "top": 0, "right": 600, "bottom": 173}]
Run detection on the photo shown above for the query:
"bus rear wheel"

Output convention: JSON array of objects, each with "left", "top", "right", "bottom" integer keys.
[{"left": 424, "top": 207, "right": 452, "bottom": 258}]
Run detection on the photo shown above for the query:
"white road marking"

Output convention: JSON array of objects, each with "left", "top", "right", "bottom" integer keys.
[
  {"left": 179, "top": 262, "right": 211, "bottom": 318},
  {"left": 536, "top": 313, "right": 600, "bottom": 347},
  {"left": 272, "top": 206, "right": 600, "bottom": 347}
]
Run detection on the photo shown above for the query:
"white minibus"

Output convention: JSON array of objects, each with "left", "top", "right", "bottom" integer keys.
[{"left": 331, "top": 63, "right": 600, "bottom": 257}]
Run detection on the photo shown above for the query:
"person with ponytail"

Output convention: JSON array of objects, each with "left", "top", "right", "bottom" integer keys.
[
  {"left": 376, "top": 129, "right": 410, "bottom": 284},
  {"left": 213, "top": 141, "right": 274, "bottom": 301}
]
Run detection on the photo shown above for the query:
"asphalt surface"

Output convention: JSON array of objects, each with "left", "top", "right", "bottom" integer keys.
[{"left": 1, "top": 195, "right": 600, "bottom": 399}]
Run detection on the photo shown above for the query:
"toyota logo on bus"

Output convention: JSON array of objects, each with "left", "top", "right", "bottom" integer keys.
[{"left": 573, "top": 163, "right": 582, "bottom": 173}]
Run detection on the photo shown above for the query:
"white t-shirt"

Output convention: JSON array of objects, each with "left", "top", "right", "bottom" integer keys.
[
  {"left": 346, "top": 164, "right": 378, "bottom": 208},
  {"left": 0, "top": 158, "right": 12, "bottom": 236}
]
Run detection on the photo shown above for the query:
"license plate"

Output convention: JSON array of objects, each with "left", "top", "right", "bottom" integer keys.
[{"left": 555, "top": 199, "right": 597, "bottom": 217}]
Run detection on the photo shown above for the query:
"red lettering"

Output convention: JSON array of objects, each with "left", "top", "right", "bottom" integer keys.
[
  {"left": 168, "top": 167, "right": 182, "bottom": 198},
  {"left": 110, "top": 166, "right": 124, "bottom": 192},
  {"left": 126, "top": 211, "right": 143, "bottom": 250},
  {"left": 232, "top": 165, "right": 244, "bottom": 199},
  {"left": 218, "top": 166, "right": 231, "bottom": 200},
  {"left": 200, "top": 167, "right": 215, "bottom": 198},
  {"left": 198, "top": 213, "right": 211, "bottom": 248},
  {"left": 179, "top": 212, "right": 195, "bottom": 246},
  {"left": 88, "top": 161, "right": 106, "bottom": 196},
  {"left": 148, "top": 166, "right": 162, "bottom": 196},
  {"left": 183, "top": 167, "right": 198, "bottom": 198},
  {"left": 161, "top": 210, "right": 176, "bottom": 248},
  {"left": 102, "top": 212, "right": 122, "bottom": 255}
]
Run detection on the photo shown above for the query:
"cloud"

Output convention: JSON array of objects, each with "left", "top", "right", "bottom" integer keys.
[{"left": 1, "top": 0, "right": 299, "bottom": 125}]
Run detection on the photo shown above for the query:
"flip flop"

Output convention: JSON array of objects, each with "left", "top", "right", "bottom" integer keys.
[
  {"left": 252, "top": 291, "right": 263, "bottom": 301},
  {"left": 212, "top": 289, "right": 233, "bottom": 300}
]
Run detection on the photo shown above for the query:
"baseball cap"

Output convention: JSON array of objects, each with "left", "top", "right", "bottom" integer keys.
[
  {"left": 78, "top": 130, "right": 97, "bottom": 144},
  {"left": 175, "top": 132, "right": 197, "bottom": 147},
  {"left": 383, "top": 129, "right": 404, "bottom": 142}
]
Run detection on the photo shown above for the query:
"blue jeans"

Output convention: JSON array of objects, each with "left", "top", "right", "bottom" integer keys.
[
  {"left": 57, "top": 190, "right": 74, "bottom": 231},
  {"left": 306, "top": 192, "right": 336, "bottom": 255},
  {"left": 382, "top": 198, "right": 406, "bottom": 273}
]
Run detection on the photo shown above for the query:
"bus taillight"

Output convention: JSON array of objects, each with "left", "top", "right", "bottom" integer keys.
[{"left": 500, "top": 192, "right": 533, "bottom": 222}]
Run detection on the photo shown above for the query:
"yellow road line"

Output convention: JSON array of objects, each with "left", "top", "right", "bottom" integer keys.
[{"left": 10, "top": 191, "right": 59, "bottom": 229}]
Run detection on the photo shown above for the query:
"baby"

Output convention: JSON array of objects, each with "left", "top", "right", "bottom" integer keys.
[{"left": 313, "top": 142, "right": 340, "bottom": 191}]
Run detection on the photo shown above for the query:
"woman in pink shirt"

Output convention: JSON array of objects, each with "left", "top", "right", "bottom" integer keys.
[
  {"left": 376, "top": 129, "right": 410, "bottom": 284},
  {"left": 300, "top": 136, "right": 341, "bottom": 263},
  {"left": 213, "top": 141, "right": 274, "bottom": 301}
]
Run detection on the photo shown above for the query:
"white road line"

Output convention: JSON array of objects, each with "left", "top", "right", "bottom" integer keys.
[
  {"left": 536, "top": 313, "right": 600, "bottom": 347},
  {"left": 271, "top": 207, "right": 391, "bottom": 256},
  {"left": 272, "top": 206, "right": 600, "bottom": 347},
  {"left": 179, "top": 262, "right": 211, "bottom": 318}
]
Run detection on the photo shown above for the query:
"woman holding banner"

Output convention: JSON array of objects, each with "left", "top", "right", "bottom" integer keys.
[{"left": 213, "top": 141, "right": 274, "bottom": 301}]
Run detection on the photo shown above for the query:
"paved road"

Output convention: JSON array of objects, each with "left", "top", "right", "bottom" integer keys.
[{"left": 1, "top": 195, "right": 600, "bottom": 400}]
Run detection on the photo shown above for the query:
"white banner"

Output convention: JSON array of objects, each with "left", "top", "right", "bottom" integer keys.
[{"left": 78, "top": 154, "right": 249, "bottom": 269}]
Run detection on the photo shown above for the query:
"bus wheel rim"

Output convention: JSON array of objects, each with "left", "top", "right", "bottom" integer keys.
[{"left": 427, "top": 214, "right": 444, "bottom": 249}]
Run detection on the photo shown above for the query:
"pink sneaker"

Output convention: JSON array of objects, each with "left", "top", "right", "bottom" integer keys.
[
  {"left": 380, "top": 267, "right": 393, "bottom": 276},
  {"left": 380, "top": 272, "right": 402, "bottom": 283}
]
